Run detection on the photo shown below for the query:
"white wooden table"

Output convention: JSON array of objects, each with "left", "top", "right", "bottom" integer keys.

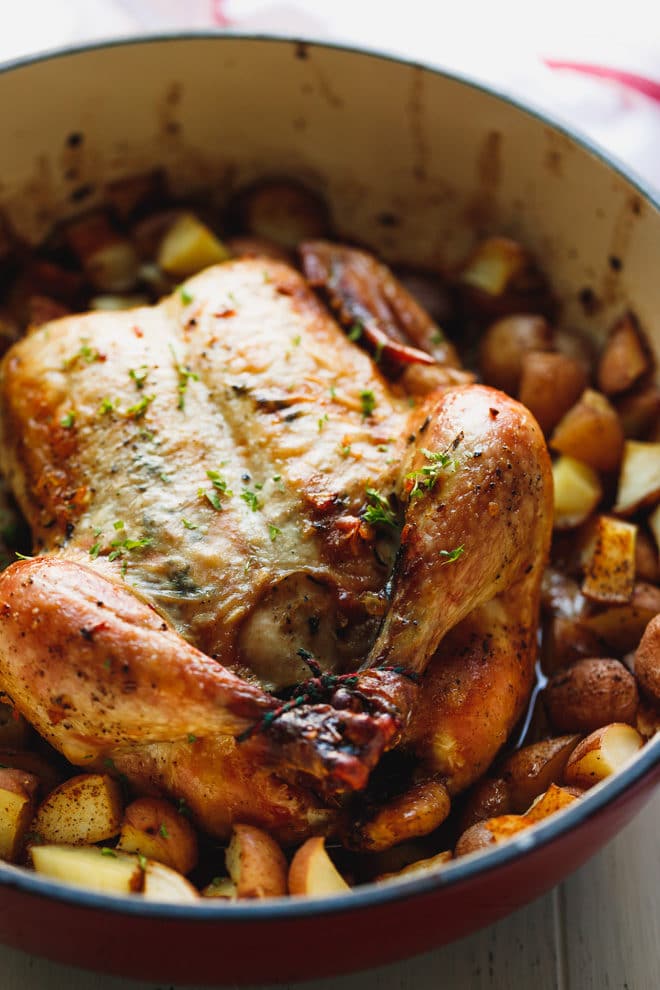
[{"left": 3, "top": 789, "right": 658, "bottom": 990}]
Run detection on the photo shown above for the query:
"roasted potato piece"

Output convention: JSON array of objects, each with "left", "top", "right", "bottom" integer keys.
[
  {"left": 459, "top": 777, "right": 511, "bottom": 832},
  {"left": 634, "top": 614, "right": 660, "bottom": 705},
  {"left": 0, "top": 767, "right": 39, "bottom": 862},
  {"left": 117, "top": 797, "right": 198, "bottom": 875},
  {"left": 544, "top": 659, "right": 638, "bottom": 733},
  {"left": 597, "top": 312, "right": 651, "bottom": 396},
  {"left": 288, "top": 837, "right": 350, "bottom": 897},
  {"left": 0, "top": 749, "right": 62, "bottom": 796},
  {"left": 458, "top": 238, "right": 554, "bottom": 320},
  {"left": 563, "top": 723, "right": 643, "bottom": 788},
  {"left": 500, "top": 736, "right": 581, "bottom": 813},
  {"left": 201, "top": 876, "right": 238, "bottom": 899},
  {"left": 376, "top": 850, "right": 452, "bottom": 883},
  {"left": 479, "top": 314, "right": 553, "bottom": 395},
  {"left": 225, "top": 824, "right": 287, "bottom": 899},
  {"left": 636, "top": 698, "right": 660, "bottom": 739},
  {"left": 518, "top": 350, "right": 588, "bottom": 435},
  {"left": 0, "top": 702, "right": 31, "bottom": 749},
  {"left": 232, "top": 179, "right": 330, "bottom": 249},
  {"left": 581, "top": 582, "right": 660, "bottom": 653},
  {"left": 142, "top": 859, "right": 198, "bottom": 902},
  {"left": 580, "top": 515, "right": 636, "bottom": 604},
  {"left": 33, "top": 773, "right": 122, "bottom": 845},
  {"left": 635, "top": 527, "right": 659, "bottom": 583},
  {"left": 31, "top": 844, "right": 144, "bottom": 894},
  {"left": 614, "top": 441, "right": 660, "bottom": 516},
  {"left": 615, "top": 384, "right": 660, "bottom": 440},
  {"left": 454, "top": 821, "right": 498, "bottom": 857},
  {"left": 552, "top": 455, "right": 603, "bottom": 529},
  {"left": 346, "top": 777, "right": 451, "bottom": 852},
  {"left": 157, "top": 211, "right": 230, "bottom": 278},
  {"left": 456, "top": 784, "right": 577, "bottom": 855},
  {"left": 550, "top": 389, "right": 624, "bottom": 473},
  {"left": 65, "top": 212, "right": 140, "bottom": 293}
]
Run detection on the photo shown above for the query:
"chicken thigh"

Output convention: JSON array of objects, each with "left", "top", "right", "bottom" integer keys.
[{"left": 0, "top": 251, "right": 552, "bottom": 844}]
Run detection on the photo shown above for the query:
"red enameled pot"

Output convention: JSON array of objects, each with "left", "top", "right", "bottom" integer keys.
[{"left": 0, "top": 34, "right": 658, "bottom": 985}]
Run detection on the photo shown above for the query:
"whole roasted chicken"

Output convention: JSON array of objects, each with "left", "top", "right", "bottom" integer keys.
[{"left": 0, "top": 242, "right": 553, "bottom": 848}]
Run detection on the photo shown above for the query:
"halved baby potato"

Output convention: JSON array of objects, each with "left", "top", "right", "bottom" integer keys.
[
  {"left": 550, "top": 389, "right": 624, "bottom": 473},
  {"left": 580, "top": 515, "right": 637, "bottom": 604},
  {"left": 500, "top": 736, "right": 581, "bottom": 813},
  {"left": 563, "top": 723, "right": 643, "bottom": 789},
  {"left": 552, "top": 455, "right": 603, "bottom": 529},
  {"left": 614, "top": 441, "right": 660, "bottom": 516},
  {"left": 31, "top": 844, "right": 144, "bottom": 894},
  {"left": 543, "top": 659, "right": 638, "bottom": 734},
  {"left": 32, "top": 773, "right": 123, "bottom": 845},
  {"left": 225, "top": 824, "right": 287, "bottom": 899},
  {"left": 117, "top": 797, "right": 198, "bottom": 875},
  {"left": 157, "top": 212, "right": 230, "bottom": 278},
  {"left": 288, "top": 837, "right": 351, "bottom": 897},
  {"left": 0, "top": 767, "right": 39, "bottom": 862},
  {"left": 597, "top": 312, "right": 651, "bottom": 396},
  {"left": 376, "top": 850, "right": 452, "bottom": 883}
]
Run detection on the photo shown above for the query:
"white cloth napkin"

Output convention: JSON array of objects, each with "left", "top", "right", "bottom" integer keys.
[{"left": 1, "top": 0, "right": 658, "bottom": 192}]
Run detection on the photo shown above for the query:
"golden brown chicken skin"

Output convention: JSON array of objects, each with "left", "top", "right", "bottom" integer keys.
[{"left": 0, "top": 253, "right": 552, "bottom": 845}]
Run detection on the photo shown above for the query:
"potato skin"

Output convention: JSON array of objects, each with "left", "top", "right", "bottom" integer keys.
[
  {"left": 500, "top": 736, "right": 581, "bottom": 813},
  {"left": 459, "top": 777, "right": 511, "bottom": 832},
  {"left": 635, "top": 615, "right": 660, "bottom": 705},
  {"left": 518, "top": 350, "right": 587, "bottom": 436},
  {"left": 544, "top": 658, "right": 639, "bottom": 733},
  {"left": 550, "top": 389, "right": 624, "bottom": 473},
  {"left": 597, "top": 312, "right": 650, "bottom": 396},
  {"left": 479, "top": 314, "right": 553, "bottom": 395},
  {"left": 454, "top": 822, "right": 497, "bottom": 858}
]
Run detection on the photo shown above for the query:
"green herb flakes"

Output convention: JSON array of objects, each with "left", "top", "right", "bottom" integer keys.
[
  {"left": 182, "top": 518, "right": 197, "bottom": 530},
  {"left": 363, "top": 488, "right": 398, "bottom": 528},
  {"left": 125, "top": 394, "right": 155, "bottom": 420},
  {"left": 360, "top": 390, "right": 376, "bottom": 417},
  {"left": 268, "top": 524, "right": 282, "bottom": 541},
  {"left": 240, "top": 490, "right": 260, "bottom": 512},
  {"left": 60, "top": 411, "right": 76, "bottom": 428},
  {"left": 439, "top": 545, "right": 465, "bottom": 565}
]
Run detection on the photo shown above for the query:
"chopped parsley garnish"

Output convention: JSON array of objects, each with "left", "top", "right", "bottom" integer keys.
[
  {"left": 113, "top": 520, "right": 125, "bottom": 530},
  {"left": 106, "top": 533, "right": 153, "bottom": 562},
  {"left": 292, "top": 335, "right": 301, "bottom": 347},
  {"left": 98, "top": 397, "right": 117, "bottom": 415},
  {"left": 182, "top": 518, "right": 197, "bottom": 530},
  {"left": 240, "top": 490, "right": 260, "bottom": 512},
  {"left": 268, "top": 524, "right": 281, "bottom": 541},
  {"left": 374, "top": 340, "right": 385, "bottom": 363},
  {"left": 348, "top": 323, "right": 363, "bottom": 342},
  {"left": 430, "top": 328, "right": 445, "bottom": 345},
  {"left": 169, "top": 344, "right": 199, "bottom": 410},
  {"left": 63, "top": 338, "right": 102, "bottom": 370},
  {"left": 100, "top": 847, "right": 117, "bottom": 858},
  {"left": 14, "top": 551, "right": 33, "bottom": 560},
  {"left": 129, "top": 365, "right": 149, "bottom": 390},
  {"left": 177, "top": 798, "right": 191, "bottom": 818},
  {"left": 318, "top": 414, "right": 329, "bottom": 432},
  {"left": 360, "top": 389, "right": 376, "bottom": 417},
  {"left": 340, "top": 444, "right": 352, "bottom": 457},
  {"left": 363, "top": 488, "right": 398, "bottom": 528},
  {"left": 159, "top": 823, "right": 169, "bottom": 838},
  {"left": 206, "top": 470, "right": 232, "bottom": 496},
  {"left": 405, "top": 447, "right": 457, "bottom": 500},
  {"left": 60, "top": 411, "right": 76, "bottom": 428},
  {"left": 179, "top": 286, "right": 194, "bottom": 305},
  {"left": 137, "top": 853, "right": 148, "bottom": 870},
  {"left": 125, "top": 394, "right": 155, "bottom": 419},
  {"left": 199, "top": 489, "right": 224, "bottom": 511},
  {"left": 272, "top": 475, "right": 281, "bottom": 483},
  {"left": 329, "top": 386, "right": 337, "bottom": 399},
  {"left": 89, "top": 543, "right": 101, "bottom": 559},
  {"left": 440, "top": 545, "right": 465, "bottom": 565},
  {"left": 187, "top": 733, "right": 197, "bottom": 743}
]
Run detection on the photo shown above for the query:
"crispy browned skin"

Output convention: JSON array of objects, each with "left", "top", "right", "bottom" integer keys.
[{"left": 0, "top": 254, "right": 552, "bottom": 842}]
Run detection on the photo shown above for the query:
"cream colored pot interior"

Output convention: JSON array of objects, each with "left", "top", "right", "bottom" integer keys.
[{"left": 0, "top": 36, "right": 658, "bottom": 353}]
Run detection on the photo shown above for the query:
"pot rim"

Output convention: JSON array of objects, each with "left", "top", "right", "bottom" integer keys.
[{"left": 0, "top": 30, "right": 658, "bottom": 923}]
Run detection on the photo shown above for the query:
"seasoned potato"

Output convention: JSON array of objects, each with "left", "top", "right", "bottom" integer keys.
[
  {"left": 31, "top": 844, "right": 144, "bottom": 894},
  {"left": 346, "top": 777, "right": 450, "bottom": 852},
  {"left": 454, "top": 821, "right": 498, "bottom": 857},
  {"left": 459, "top": 777, "right": 511, "bottom": 831},
  {"left": 550, "top": 389, "right": 624, "bottom": 473},
  {"left": 634, "top": 614, "right": 660, "bottom": 705},
  {"left": 231, "top": 180, "right": 330, "bottom": 249},
  {"left": 33, "top": 773, "right": 123, "bottom": 845},
  {"left": 0, "top": 767, "right": 39, "bottom": 862},
  {"left": 580, "top": 515, "right": 636, "bottom": 604},
  {"left": 376, "top": 850, "right": 452, "bottom": 883},
  {"left": 597, "top": 312, "right": 651, "bottom": 396},
  {"left": 456, "top": 784, "right": 578, "bottom": 854},
  {"left": 581, "top": 582, "right": 660, "bottom": 653},
  {"left": 615, "top": 384, "right": 660, "bottom": 440},
  {"left": 518, "top": 350, "right": 588, "bottom": 435},
  {"left": 142, "top": 859, "right": 198, "bottom": 902},
  {"left": 544, "top": 659, "right": 638, "bottom": 733},
  {"left": 65, "top": 212, "right": 139, "bottom": 293},
  {"left": 614, "top": 441, "right": 660, "bottom": 516},
  {"left": 563, "top": 723, "right": 643, "bottom": 788},
  {"left": 117, "top": 797, "right": 198, "bottom": 875},
  {"left": 479, "top": 314, "right": 553, "bottom": 394},
  {"left": 0, "top": 749, "right": 62, "bottom": 796},
  {"left": 552, "top": 455, "right": 603, "bottom": 529},
  {"left": 225, "top": 824, "right": 287, "bottom": 899},
  {"left": 157, "top": 211, "right": 230, "bottom": 278},
  {"left": 636, "top": 698, "right": 660, "bottom": 739},
  {"left": 500, "top": 736, "right": 581, "bottom": 813},
  {"left": 288, "top": 837, "right": 350, "bottom": 897}
]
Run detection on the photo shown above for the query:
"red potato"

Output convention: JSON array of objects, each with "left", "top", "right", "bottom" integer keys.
[
  {"left": 636, "top": 698, "right": 660, "bottom": 740},
  {"left": 377, "top": 850, "right": 452, "bottom": 883},
  {"left": 550, "top": 389, "right": 625, "bottom": 473},
  {"left": 117, "top": 797, "right": 198, "bottom": 875},
  {"left": 225, "top": 824, "right": 288, "bottom": 899},
  {"left": 288, "top": 837, "right": 350, "bottom": 897},
  {"left": 581, "top": 582, "right": 660, "bottom": 654},
  {"left": 454, "top": 821, "right": 498, "bottom": 857},
  {"left": 563, "top": 723, "right": 643, "bottom": 788},
  {"left": 543, "top": 659, "right": 639, "bottom": 734},
  {"left": 32, "top": 774, "right": 123, "bottom": 846},
  {"left": 634, "top": 528, "right": 659, "bottom": 583},
  {"left": 458, "top": 237, "right": 554, "bottom": 321},
  {"left": 232, "top": 179, "right": 330, "bottom": 249},
  {"left": 634, "top": 614, "right": 660, "bottom": 705},
  {"left": 518, "top": 350, "right": 588, "bottom": 435},
  {"left": 0, "top": 749, "right": 62, "bottom": 797},
  {"left": 597, "top": 312, "right": 651, "bottom": 396},
  {"left": 552, "top": 455, "right": 603, "bottom": 530},
  {"left": 479, "top": 314, "right": 553, "bottom": 395},
  {"left": 0, "top": 767, "right": 39, "bottom": 862},
  {"left": 614, "top": 441, "right": 660, "bottom": 516},
  {"left": 580, "top": 515, "right": 636, "bottom": 604},
  {"left": 65, "top": 212, "right": 140, "bottom": 293},
  {"left": 500, "top": 736, "right": 581, "bottom": 813},
  {"left": 455, "top": 784, "right": 578, "bottom": 856},
  {"left": 459, "top": 777, "right": 512, "bottom": 832},
  {"left": 615, "top": 384, "right": 660, "bottom": 440},
  {"left": 346, "top": 777, "right": 451, "bottom": 852}
]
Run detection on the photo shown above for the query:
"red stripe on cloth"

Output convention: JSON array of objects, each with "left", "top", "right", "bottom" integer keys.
[
  {"left": 212, "top": 0, "right": 232, "bottom": 26},
  {"left": 544, "top": 59, "right": 660, "bottom": 103}
]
